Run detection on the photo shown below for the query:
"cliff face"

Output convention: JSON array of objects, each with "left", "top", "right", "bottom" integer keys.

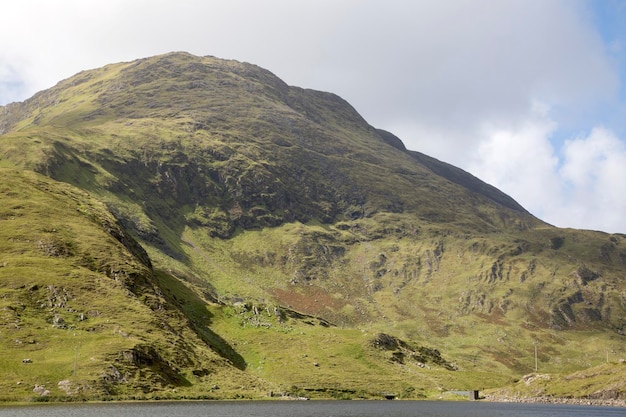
[{"left": 1, "top": 52, "right": 625, "bottom": 401}]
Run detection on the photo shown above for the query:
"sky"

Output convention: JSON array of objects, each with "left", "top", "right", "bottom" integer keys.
[{"left": 1, "top": 0, "right": 626, "bottom": 233}]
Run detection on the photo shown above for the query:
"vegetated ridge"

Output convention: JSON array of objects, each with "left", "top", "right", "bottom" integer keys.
[{"left": 0, "top": 52, "right": 625, "bottom": 402}]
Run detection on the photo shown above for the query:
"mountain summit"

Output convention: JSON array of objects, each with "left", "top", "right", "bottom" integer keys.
[
  {"left": 1, "top": 52, "right": 625, "bottom": 401},
  {"left": 1, "top": 52, "right": 533, "bottom": 233}
]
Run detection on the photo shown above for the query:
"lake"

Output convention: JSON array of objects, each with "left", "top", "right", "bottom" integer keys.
[{"left": 0, "top": 400, "right": 624, "bottom": 417}]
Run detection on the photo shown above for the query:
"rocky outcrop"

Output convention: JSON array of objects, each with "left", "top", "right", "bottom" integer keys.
[{"left": 371, "top": 333, "right": 456, "bottom": 370}]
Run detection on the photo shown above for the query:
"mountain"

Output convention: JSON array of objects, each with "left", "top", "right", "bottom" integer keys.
[{"left": 1, "top": 52, "right": 625, "bottom": 401}]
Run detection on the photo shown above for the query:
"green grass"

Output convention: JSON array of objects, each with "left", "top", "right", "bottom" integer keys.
[
  {"left": 0, "top": 169, "right": 143, "bottom": 398},
  {"left": 206, "top": 304, "right": 463, "bottom": 399},
  {"left": 1, "top": 52, "right": 626, "bottom": 401},
  {"left": 0, "top": 169, "right": 265, "bottom": 401},
  {"left": 488, "top": 361, "right": 626, "bottom": 400}
]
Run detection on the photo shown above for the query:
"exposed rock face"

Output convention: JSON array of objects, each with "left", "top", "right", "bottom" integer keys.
[
  {"left": 33, "top": 384, "right": 50, "bottom": 396},
  {"left": 372, "top": 333, "right": 401, "bottom": 350},
  {"left": 116, "top": 345, "right": 188, "bottom": 389},
  {"left": 58, "top": 379, "right": 83, "bottom": 395},
  {"left": 371, "top": 333, "right": 456, "bottom": 370}
]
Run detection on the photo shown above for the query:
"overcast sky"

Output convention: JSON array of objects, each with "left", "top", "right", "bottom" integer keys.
[{"left": 2, "top": 0, "right": 626, "bottom": 233}]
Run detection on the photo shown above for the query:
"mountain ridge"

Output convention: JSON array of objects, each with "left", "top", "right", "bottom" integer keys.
[
  {"left": 0, "top": 51, "right": 625, "bottom": 401},
  {"left": 375, "top": 128, "right": 530, "bottom": 214},
  {"left": 0, "top": 52, "right": 534, "bottom": 222}
]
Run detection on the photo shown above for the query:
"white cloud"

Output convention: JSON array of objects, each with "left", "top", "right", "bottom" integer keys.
[
  {"left": 311, "top": 0, "right": 617, "bottom": 132},
  {"left": 467, "top": 103, "right": 561, "bottom": 221},
  {"left": 466, "top": 107, "right": 626, "bottom": 233},
  {"left": 557, "top": 127, "right": 626, "bottom": 232},
  {"left": 0, "top": 58, "right": 28, "bottom": 104}
]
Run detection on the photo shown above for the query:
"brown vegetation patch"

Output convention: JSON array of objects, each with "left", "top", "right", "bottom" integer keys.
[
  {"left": 417, "top": 306, "right": 453, "bottom": 337},
  {"left": 475, "top": 311, "right": 509, "bottom": 326},
  {"left": 270, "top": 285, "right": 344, "bottom": 317},
  {"left": 486, "top": 348, "right": 528, "bottom": 372}
]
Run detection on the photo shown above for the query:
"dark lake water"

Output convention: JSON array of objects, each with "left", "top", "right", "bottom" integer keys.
[{"left": 0, "top": 400, "right": 624, "bottom": 417}]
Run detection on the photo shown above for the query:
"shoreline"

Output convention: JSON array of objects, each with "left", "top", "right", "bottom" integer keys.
[
  {"left": 484, "top": 394, "right": 626, "bottom": 408},
  {"left": 1, "top": 395, "right": 625, "bottom": 407}
]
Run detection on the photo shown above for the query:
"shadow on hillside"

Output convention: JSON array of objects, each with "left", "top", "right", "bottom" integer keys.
[
  {"left": 40, "top": 146, "right": 194, "bottom": 266},
  {"left": 153, "top": 270, "right": 247, "bottom": 370}
]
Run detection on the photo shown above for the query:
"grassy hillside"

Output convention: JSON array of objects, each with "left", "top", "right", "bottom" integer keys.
[
  {"left": 0, "top": 168, "right": 275, "bottom": 401},
  {"left": 0, "top": 168, "right": 514, "bottom": 402},
  {"left": 1, "top": 52, "right": 625, "bottom": 401},
  {"left": 487, "top": 361, "right": 626, "bottom": 403}
]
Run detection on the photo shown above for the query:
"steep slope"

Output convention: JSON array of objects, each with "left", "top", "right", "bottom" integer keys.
[
  {"left": 376, "top": 128, "right": 529, "bottom": 214},
  {"left": 0, "top": 168, "right": 270, "bottom": 400},
  {"left": 1, "top": 52, "right": 626, "bottom": 400}
]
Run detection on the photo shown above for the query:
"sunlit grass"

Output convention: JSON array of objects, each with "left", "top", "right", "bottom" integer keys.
[{"left": 1, "top": 52, "right": 625, "bottom": 401}]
